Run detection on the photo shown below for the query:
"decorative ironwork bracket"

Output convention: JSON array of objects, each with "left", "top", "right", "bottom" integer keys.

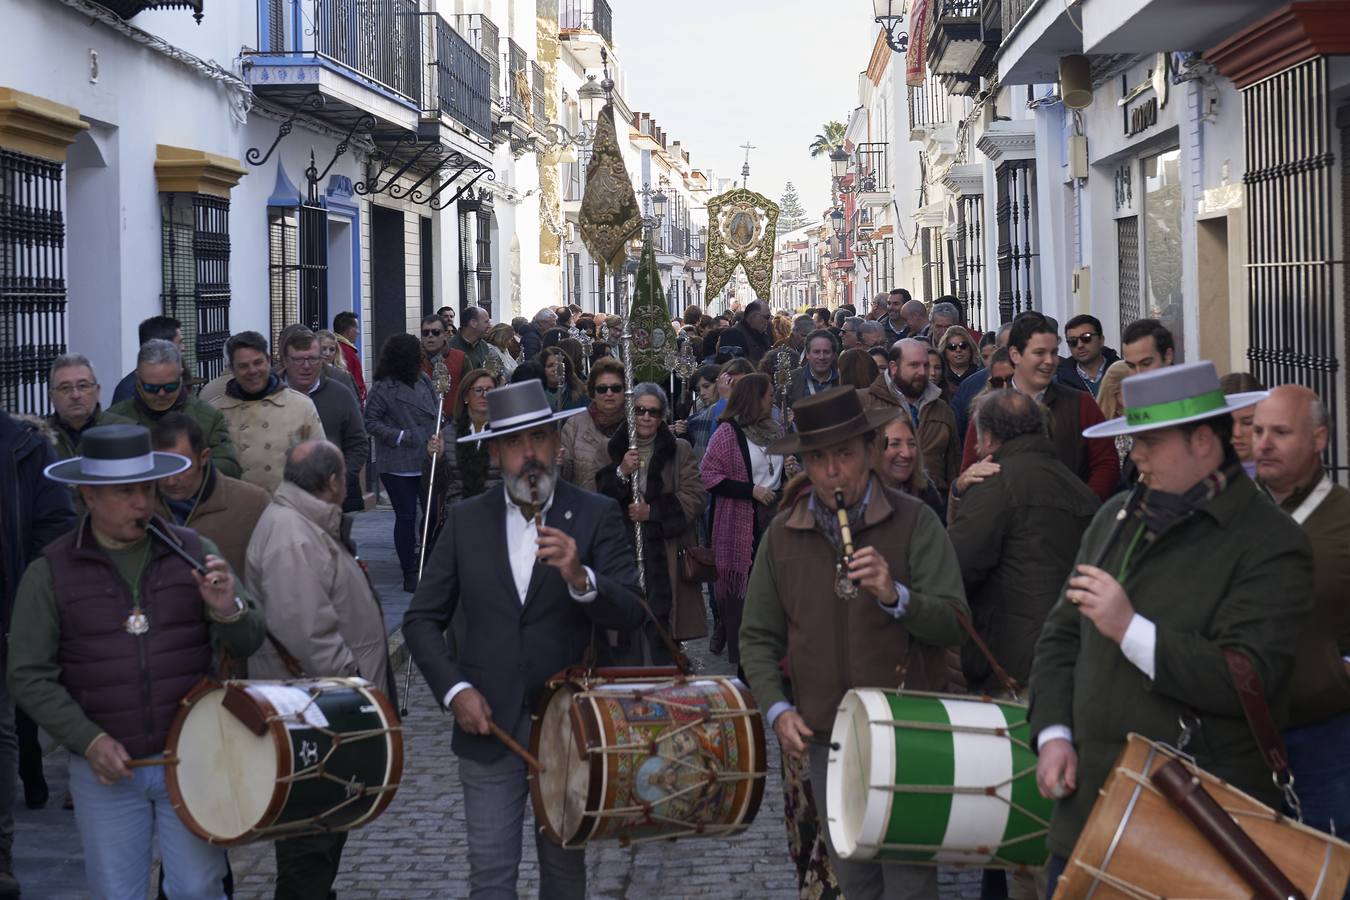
[
  {"left": 245, "top": 92, "right": 326, "bottom": 167},
  {"left": 355, "top": 135, "right": 497, "bottom": 210}
]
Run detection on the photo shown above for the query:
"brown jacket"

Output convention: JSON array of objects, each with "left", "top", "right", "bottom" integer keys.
[
  {"left": 858, "top": 374, "right": 961, "bottom": 494},
  {"left": 158, "top": 467, "right": 271, "bottom": 578}
]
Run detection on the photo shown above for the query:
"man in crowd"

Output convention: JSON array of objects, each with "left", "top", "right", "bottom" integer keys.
[
  {"left": 867, "top": 291, "right": 888, "bottom": 322},
  {"left": 931, "top": 299, "right": 962, "bottom": 339},
  {"left": 951, "top": 322, "right": 1012, "bottom": 438},
  {"left": 858, "top": 319, "right": 885, "bottom": 349},
  {"left": 717, "top": 300, "right": 772, "bottom": 363},
  {"left": 152, "top": 413, "right": 269, "bottom": 578},
  {"left": 1252, "top": 384, "right": 1350, "bottom": 839},
  {"left": 1121, "top": 318, "right": 1174, "bottom": 374},
  {"left": 840, "top": 316, "right": 864, "bottom": 350},
  {"left": 0, "top": 410, "right": 75, "bottom": 895},
  {"left": 948, "top": 390, "right": 1099, "bottom": 690},
  {"left": 559, "top": 358, "right": 626, "bottom": 492},
  {"left": 419, "top": 313, "right": 467, "bottom": 419},
  {"left": 109, "top": 340, "right": 241, "bottom": 479},
  {"left": 786, "top": 315, "right": 814, "bottom": 357},
  {"left": 247, "top": 439, "right": 395, "bottom": 896},
  {"left": 110, "top": 315, "right": 182, "bottom": 407},
  {"left": 46, "top": 354, "right": 130, "bottom": 460},
  {"left": 451, "top": 306, "right": 492, "bottom": 370},
  {"left": 404, "top": 380, "right": 642, "bottom": 899},
  {"left": 881, "top": 288, "right": 912, "bottom": 346},
  {"left": 280, "top": 329, "right": 368, "bottom": 513},
  {"left": 437, "top": 305, "right": 457, "bottom": 335},
  {"left": 520, "top": 307, "right": 554, "bottom": 361},
  {"left": 210, "top": 331, "right": 325, "bottom": 493},
  {"left": 859, "top": 339, "right": 961, "bottom": 495},
  {"left": 1030, "top": 362, "right": 1313, "bottom": 893},
  {"left": 787, "top": 330, "right": 840, "bottom": 405},
  {"left": 332, "top": 311, "right": 367, "bottom": 405},
  {"left": 741, "top": 386, "right": 969, "bottom": 900},
  {"left": 960, "top": 314, "right": 1117, "bottom": 500},
  {"left": 682, "top": 305, "right": 702, "bottom": 330},
  {"left": 1057, "top": 315, "right": 1119, "bottom": 397},
  {"left": 8, "top": 423, "right": 265, "bottom": 899}
]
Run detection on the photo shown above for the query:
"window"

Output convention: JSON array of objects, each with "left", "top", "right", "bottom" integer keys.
[
  {"left": 957, "top": 195, "right": 986, "bottom": 334},
  {"left": 1117, "top": 216, "right": 1140, "bottom": 334},
  {"left": 1141, "top": 148, "right": 1183, "bottom": 358},
  {"left": 995, "top": 159, "right": 1037, "bottom": 323},
  {"left": 475, "top": 208, "right": 493, "bottom": 315},
  {"left": 162, "top": 192, "right": 231, "bottom": 384},
  {"left": 267, "top": 208, "right": 299, "bottom": 354}
]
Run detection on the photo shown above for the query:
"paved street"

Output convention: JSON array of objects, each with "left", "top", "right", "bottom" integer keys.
[{"left": 15, "top": 505, "right": 979, "bottom": 899}]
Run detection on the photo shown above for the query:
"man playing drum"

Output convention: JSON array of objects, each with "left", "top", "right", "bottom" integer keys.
[
  {"left": 403, "top": 380, "right": 643, "bottom": 899},
  {"left": 6, "top": 424, "right": 266, "bottom": 898},
  {"left": 1030, "top": 362, "right": 1314, "bottom": 894},
  {"left": 740, "top": 386, "right": 970, "bottom": 900}
]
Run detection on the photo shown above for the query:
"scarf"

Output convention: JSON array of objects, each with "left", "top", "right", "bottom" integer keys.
[
  {"left": 701, "top": 422, "right": 756, "bottom": 604},
  {"left": 634, "top": 431, "right": 656, "bottom": 494},
  {"left": 742, "top": 414, "right": 784, "bottom": 449},
  {"left": 226, "top": 373, "right": 281, "bottom": 402},
  {"left": 1117, "top": 450, "right": 1243, "bottom": 577},
  {"left": 808, "top": 479, "right": 871, "bottom": 552},
  {"left": 588, "top": 402, "right": 625, "bottom": 437}
]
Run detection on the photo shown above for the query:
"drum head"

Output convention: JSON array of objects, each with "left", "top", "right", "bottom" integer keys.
[
  {"left": 532, "top": 686, "right": 591, "bottom": 845},
  {"left": 173, "top": 687, "right": 280, "bottom": 842},
  {"left": 827, "top": 689, "right": 892, "bottom": 860}
]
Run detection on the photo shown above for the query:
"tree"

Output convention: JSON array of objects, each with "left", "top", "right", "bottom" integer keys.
[
  {"left": 808, "top": 121, "right": 846, "bottom": 158},
  {"left": 778, "top": 182, "right": 808, "bottom": 231}
]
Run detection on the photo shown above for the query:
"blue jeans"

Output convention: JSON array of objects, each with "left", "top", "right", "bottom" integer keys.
[
  {"left": 380, "top": 473, "right": 421, "bottom": 576},
  {"left": 1043, "top": 854, "right": 1067, "bottom": 900},
  {"left": 69, "top": 754, "right": 228, "bottom": 900},
  {"left": 1286, "top": 711, "right": 1350, "bottom": 840}
]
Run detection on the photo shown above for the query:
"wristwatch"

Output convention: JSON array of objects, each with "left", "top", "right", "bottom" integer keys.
[{"left": 210, "top": 596, "right": 246, "bottom": 624}]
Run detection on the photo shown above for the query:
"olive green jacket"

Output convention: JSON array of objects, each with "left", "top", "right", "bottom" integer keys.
[
  {"left": 108, "top": 393, "right": 241, "bottom": 479},
  {"left": 1028, "top": 474, "right": 1314, "bottom": 857}
]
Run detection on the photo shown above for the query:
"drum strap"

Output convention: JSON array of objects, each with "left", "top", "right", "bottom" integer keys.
[
  {"left": 1224, "top": 647, "right": 1300, "bottom": 818},
  {"left": 954, "top": 610, "right": 1020, "bottom": 697}
]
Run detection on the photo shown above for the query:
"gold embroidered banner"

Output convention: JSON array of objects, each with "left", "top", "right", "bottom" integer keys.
[
  {"left": 578, "top": 103, "right": 641, "bottom": 273},
  {"left": 704, "top": 187, "right": 779, "bottom": 301},
  {"left": 630, "top": 232, "right": 678, "bottom": 383}
]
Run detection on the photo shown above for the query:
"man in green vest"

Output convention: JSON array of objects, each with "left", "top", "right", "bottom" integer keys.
[{"left": 1030, "top": 362, "right": 1313, "bottom": 892}]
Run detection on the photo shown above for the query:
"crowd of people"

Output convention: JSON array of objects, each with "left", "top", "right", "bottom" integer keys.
[{"left": 0, "top": 285, "right": 1345, "bottom": 900}]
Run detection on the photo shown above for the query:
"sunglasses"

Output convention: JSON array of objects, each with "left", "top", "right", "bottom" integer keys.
[
  {"left": 634, "top": 407, "right": 663, "bottom": 418},
  {"left": 422, "top": 329, "right": 444, "bottom": 337},
  {"left": 140, "top": 380, "right": 181, "bottom": 395},
  {"left": 946, "top": 342, "right": 971, "bottom": 351},
  {"left": 593, "top": 384, "right": 624, "bottom": 395},
  {"left": 988, "top": 376, "right": 1010, "bottom": 389},
  {"left": 1065, "top": 333, "right": 1100, "bottom": 347}
]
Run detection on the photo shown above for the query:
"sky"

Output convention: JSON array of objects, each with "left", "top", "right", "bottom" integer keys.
[{"left": 612, "top": 0, "right": 878, "bottom": 221}]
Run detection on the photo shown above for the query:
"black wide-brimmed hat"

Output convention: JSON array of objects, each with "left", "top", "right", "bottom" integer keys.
[
  {"left": 457, "top": 380, "right": 587, "bottom": 443},
  {"left": 766, "top": 386, "right": 900, "bottom": 455},
  {"left": 45, "top": 424, "right": 190, "bottom": 485},
  {"left": 1082, "top": 360, "right": 1268, "bottom": 438}
]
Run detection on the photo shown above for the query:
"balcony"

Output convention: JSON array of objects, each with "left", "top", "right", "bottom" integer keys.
[
  {"left": 853, "top": 143, "right": 890, "bottom": 207},
  {"left": 927, "top": 0, "right": 989, "bottom": 95},
  {"left": 454, "top": 14, "right": 501, "bottom": 109},
  {"left": 908, "top": 72, "right": 949, "bottom": 139},
  {"left": 432, "top": 17, "right": 493, "bottom": 139},
  {"left": 559, "top": 0, "right": 613, "bottom": 68},
  {"left": 505, "top": 40, "right": 529, "bottom": 124},
  {"left": 531, "top": 62, "right": 546, "bottom": 130},
  {"left": 95, "top": 0, "right": 202, "bottom": 22}
]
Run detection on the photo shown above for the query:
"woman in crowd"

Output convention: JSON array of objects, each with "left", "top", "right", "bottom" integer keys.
[
  {"left": 927, "top": 346, "right": 945, "bottom": 389},
  {"left": 939, "top": 325, "right": 984, "bottom": 398},
  {"left": 770, "top": 314, "right": 792, "bottom": 347},
  {"left": 425, "top": 367, "right": 501, "bottom": 527},
  {"left": 1097, "top": 360, "right": 1133, "bottom": 467},
  {"left": 1221, "top": 371, "right": 1266, "bottom": 478},
  {"left": 876, "top": 414, "right": 946, "bottom": 520},
  {"left": 596, "top": 384, "right": 708, "bottom": 664},
  {"left": 867, "top": 345, "right": 890, "bottom": 373},
  {"left": 484, "top": 323, "right": 520, "bottom": 379},
  {"left": 559, "top": 358, "right": 627, "bottom": 492},
  {"left": 979, "top": 330, "right": 999, "bottom": 368},
  {"left": 559, "top": 337, "right": 589, "bottom": 382},
  {"left": 364, "top": 333, "right": 440, "bottom": 592},
  {"left": 700, "top": 373, "right": 784, "bottom": 666},
  {"left": 317, "top": 329, "right": 346, "bottom": 373},
  {"left": 590, "top": 341, "right": 614, "bottom": 366},
  {"left": 838, "top": 347, "right": 879, "bottom": 391},
  {"left": 540, "top": 346, "right": 586, "bottom": 411}
]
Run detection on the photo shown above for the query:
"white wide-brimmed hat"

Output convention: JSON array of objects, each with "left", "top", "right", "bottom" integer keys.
[
  {"left": 457, "top": 380, "right": 587, "bottom": 443},
  {"left": 45, "top": 424, "right": 190, "bottom": 485},
  {"left": 1082, "top": 361, "right": 1268, "bottom": 439}
]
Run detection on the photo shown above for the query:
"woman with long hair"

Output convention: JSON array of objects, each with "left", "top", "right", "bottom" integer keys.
[
  {"left": 838, "top": 347, "right": 879, "bottom": 391},
  {"left": 596, "top": 384, "right": 709, "bottom": 664},
  {"left": 700, "top": 373, "right": 784, "bottom": 666},
  {"left": 317, "top": 329, "right": 346, "bottom": 373},
  {"left": 484, "top": 323, "right": 520, "bottom": 379},
  {"left": 364, "top": 333, "right": 439, "bottom": 592},
  {"left": 1221, "top": 371, "right": 1266, "bottom": 478},
  {"left": 939, "top": 325, "right": 984, "bottom": 396},
  {"left": 540, "top": 346, "right": 586, "bottom": 411},
  {"left": 1098, "top": 360, "right": 1133, "bottom": 467},
  {"left": 876, "top": 415, "right": 946, "bottom": 521},
  {"left": 425, "top": 368, "right": 501, "bottom": 526}
]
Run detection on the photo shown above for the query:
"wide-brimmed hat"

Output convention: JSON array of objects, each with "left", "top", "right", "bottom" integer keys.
[
  {"left": 45, "top": 424, "right": 191, "bottom": 485},
  {"left": 766, "top": 386, "right": 900, "bottom": 455},
  {"left": 457, "top": 380, "right": 587, "bottom": 443},
  {"left": 1082, "top": 360, "right": 1268, "bottom": 439}
]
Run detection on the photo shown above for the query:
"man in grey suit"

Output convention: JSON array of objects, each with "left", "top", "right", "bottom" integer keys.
[{"left": 403, "top": 380, "right": 644, "bottom": 899}]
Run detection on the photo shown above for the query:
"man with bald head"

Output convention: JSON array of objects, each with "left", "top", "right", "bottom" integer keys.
[
  {"left": 901, "top": 299, "right": 931, "bottom": 342},
  {"left": 1253, "top": 384, "right": 1350, "bottom": 840},
  {"left": 245, "top": 439, "right": 395, "bottom": 895},
  {"left": 858, "top": 338, "right": 960, "bottom": 493}
]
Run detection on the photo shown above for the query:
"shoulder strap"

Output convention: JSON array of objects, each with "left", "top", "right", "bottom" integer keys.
[
  {"left": 1223, "top": 648, "right": 1294, "bottom": 789},
  {"left": 954, "top": 610, "right": 1020, "bottom": 697}
]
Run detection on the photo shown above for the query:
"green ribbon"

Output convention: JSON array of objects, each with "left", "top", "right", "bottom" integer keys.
[{"left": 1124, "top": 389, "right": 1226, "bottom": 426}]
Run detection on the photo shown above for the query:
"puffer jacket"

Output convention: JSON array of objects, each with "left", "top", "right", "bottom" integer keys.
[
  {"left": 364, "top": 375, "right": 440, "bottom": 476},
  {"left": 559, "top": 407, "right": 621, "bottom": 492}
]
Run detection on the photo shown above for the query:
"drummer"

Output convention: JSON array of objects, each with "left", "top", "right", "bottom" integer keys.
[
  {"left": 6, "top": 424, "right": 265, "bottom": 898},
  {"left": 740, "top": 386, "right": 969, "bottom": 900},
  {"left": 1029, "top": 362, "right": 1313, "bottom": 894},
  {"left": 403, "top": 380, "right": 643, "bottom": 899}
]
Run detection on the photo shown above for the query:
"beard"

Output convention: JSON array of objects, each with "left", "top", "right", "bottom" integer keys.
[{"left": 505, "top": 458, "right": 558, "bottom": 506}]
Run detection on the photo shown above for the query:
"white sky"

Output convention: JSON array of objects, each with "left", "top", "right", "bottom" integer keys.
[{"left": 612, "top": 0, "right": 878, "bottom": 218}]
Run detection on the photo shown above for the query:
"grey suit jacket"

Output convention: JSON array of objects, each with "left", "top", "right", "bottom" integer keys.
[{"left": 402, "top": 479, "right": 644, "bottom": 762}]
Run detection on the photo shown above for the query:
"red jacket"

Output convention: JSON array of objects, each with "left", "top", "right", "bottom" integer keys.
[
  {"left": 961, "top": 382, "right": 1118, "bottom": 501},
  {"left": 338, "top": 338, "right": 367, "bottom": 406},
  {"left": 422, "top": 348, "right": 467, "bottom": 421}
]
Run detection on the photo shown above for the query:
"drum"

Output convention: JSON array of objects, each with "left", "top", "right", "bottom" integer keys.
[
  {"left": 827, "top": 688, "right": 1051, "bottom": 868},
  {"left": 166, "top": 678, "right": 403, "bottom": 846},
  {"left": 1054, "top": 733, "right": 1350, "bottom": 898},
  {"left": 529, "top": 668, "right": 767, "bottom": 847}
]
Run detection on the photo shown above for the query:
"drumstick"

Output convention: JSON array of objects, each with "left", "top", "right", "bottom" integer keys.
[
  {"left": 487, "top": 721, "right": 544, "bottom": 774},
  {"left": 126, "top": 756, "right": 178, "bottom": 769}
]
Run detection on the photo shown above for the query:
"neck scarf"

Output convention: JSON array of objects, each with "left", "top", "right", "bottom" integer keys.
[
  {"left": 226, "top": 373, "right": 281, "bottom": 402},
  {"left": 809, "top": 479, "right": 872, "bottom": 552},
  {"left": 742, "top": 415, "right": 784, "bottom": 449},
  {"left": 588, "top": 401, "right": 626, "bottom": 436},
  {"left": 1118, "top": 450, "right": 1244, "bottom": 577}
]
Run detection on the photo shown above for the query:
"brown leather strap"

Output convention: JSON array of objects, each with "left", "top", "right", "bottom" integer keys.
[
  {"left": 954, "top": 610, "right": 1020, "bottom": 697},
  {"left": 1224, "top": 648, "right": 1292, "bottom": 782},
  {"left": 1151, "top": 758, "right": 1306, "bottom": 900},
  {"left": 265, "top": 630, "right": 306, "bottom": 679}
]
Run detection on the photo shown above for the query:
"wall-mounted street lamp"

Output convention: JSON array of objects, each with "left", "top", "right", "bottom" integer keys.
[{"left": 873, "top": 0, "right": 909, "bottom": 54}]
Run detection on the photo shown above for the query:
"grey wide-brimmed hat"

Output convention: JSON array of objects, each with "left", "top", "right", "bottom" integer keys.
[
  {"left": 45, "top": 424, "right": 191, "bottom": 485},
  {"left": 457, "top": 380, "right": 587, "bottom": 443},
  {"left": 1082, "top": 361, "right": 1268, "bottom": 439}
]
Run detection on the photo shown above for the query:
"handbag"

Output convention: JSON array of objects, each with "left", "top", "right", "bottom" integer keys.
[{"left": 677, "top": 546, "right": 719, "bottom": 584}]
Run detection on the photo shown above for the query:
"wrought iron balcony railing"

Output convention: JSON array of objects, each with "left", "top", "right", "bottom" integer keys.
[
  {"left": 854, "top": 143, "right": 890, "bottom": 193},
  {"left": 1002, "top": 0, "right": 1037, "bottom": 39},
  {"left": 311, "top": 0, "right": 422, "bottom": 103},
  {"left": 506, "top": 39, "right": 529, "bottom": 122},
  {"left": 531, "top": 62, "right": 547, "bottom": 129},
  {"left": 433, "top": 16, "right": 493, "bottom": 138},
  {"left": 908, "top": 72, "right": 948, "bottom": 129},
  {"left": 559, "top": 0, "right": 613, "bottom": 48},
  {"left": 454, "top": 13, "right": 501, "bottom": 108}
]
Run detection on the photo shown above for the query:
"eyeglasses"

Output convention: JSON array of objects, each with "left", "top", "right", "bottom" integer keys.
[
  {"left": 1065, "top": 333, "right": 1100, "bottom": 347},
  {"left": 287, "top": 355, "right": 321, "bottom": 367},
  {"left": 421, "top": 329, "right": 444, "bottom": 337},
  {"left": 52, "top": 381, "right": 97, "bottom": 397},
  {"left": 470, "top": 386, "right": 492, "bottom": 396},
  {"left": 988, "top": 376, "right": 1010, "bottom": 389},
  {"left": 946, "top": 342, "right": 971, "bottom": 351},
  {"left": 140, "top": 380, "right": 181, "bottom": 395},
  {"left": 634, "top": 407, "right": 662, "bottom": 418},
  {"left": 592, "top": 384, "right": 624, "bottom": 395}
]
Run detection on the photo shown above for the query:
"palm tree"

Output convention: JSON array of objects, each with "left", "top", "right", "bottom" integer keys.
[{"left": 808, "top": 121, "right": 846, "bottom": 158}]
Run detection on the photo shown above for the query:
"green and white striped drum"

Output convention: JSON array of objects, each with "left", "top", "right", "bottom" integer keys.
[{"left": 826, "top": 689, "right": 1051, "bottom": 868}]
